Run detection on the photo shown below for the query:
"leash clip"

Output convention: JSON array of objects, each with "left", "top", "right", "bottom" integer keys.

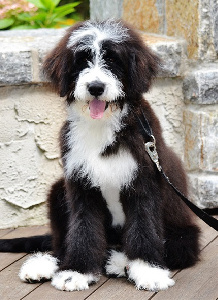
[{"left": 144, "top": 135, "right": 162, "bottom": 172}]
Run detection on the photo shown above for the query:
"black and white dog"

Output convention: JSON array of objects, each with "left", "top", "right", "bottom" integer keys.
[{"left": 0, "top": 20, "right": 200, "bottom": 292}]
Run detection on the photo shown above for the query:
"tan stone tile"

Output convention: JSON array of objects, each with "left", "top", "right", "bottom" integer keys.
[
  {"left": 123, "top": 0, "right": 161, "bottom": 33},
  {"left": 166, "top": 0, "right": 199, "bottom": 58}
]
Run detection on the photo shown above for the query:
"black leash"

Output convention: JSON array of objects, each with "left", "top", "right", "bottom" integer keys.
[{"left": 135, "top": 108, "right": 218, "bottom": 231}]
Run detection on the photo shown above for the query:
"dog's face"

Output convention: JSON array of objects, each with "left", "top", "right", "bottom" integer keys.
[{"left": 43, "top": 20, "right": 159, "bottom": 120}]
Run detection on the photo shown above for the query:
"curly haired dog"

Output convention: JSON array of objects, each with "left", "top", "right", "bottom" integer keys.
[{"left": 0, "top": 20, "right": 200, "bottom": 292}]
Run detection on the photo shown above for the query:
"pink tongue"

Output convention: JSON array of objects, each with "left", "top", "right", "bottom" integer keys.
[{"left": 89, "top": 98, "right": 106, "bottom": 119}]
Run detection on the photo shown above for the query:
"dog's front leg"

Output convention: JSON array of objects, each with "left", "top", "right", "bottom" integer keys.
[
  {"left": 51, "top": 183, "right": 107, "bottom": 291},
  {"left": 121, "top": 182, "right": 175, "bottom": 291}
]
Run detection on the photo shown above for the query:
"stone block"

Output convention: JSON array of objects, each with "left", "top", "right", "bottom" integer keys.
[
  {"left": 199, "top": 0, "right": 217, "bottom": 60},
  {"left": 183, "top": 66, "right": 218, "bottom": 104},
  {"left": 0, "top": 30, "right": 65, "bottom": 85},
  {"left": 166, "top": 0, "right": 199, "bottom": 58},
  {"left": 188, "top": 174, "right": 218, "bottom": 209},
  {"left": 184, "top": 109, "right": 218, "bottom": 172},
  {"left": 149, "top": 38, "right": 187, "bottom": 77},
  {"left": 166, "top": 0, "right": 218, "bottom": 59},
  {"left": 123, "top": 0, "right": 162, "bottom": 34},
  {"left": 142, "top": 33, "right": 187, "bottom": 77},
  {"left": 90, "top": 0, "right": 123, "bottom": 20},
  {"left": 0, "top": 50, "right": 33, "bottom": 85}
]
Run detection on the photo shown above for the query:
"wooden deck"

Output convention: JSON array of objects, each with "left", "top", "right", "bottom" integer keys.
[{"left": 0, "top": 217, "right": 217, "bottom": 300}]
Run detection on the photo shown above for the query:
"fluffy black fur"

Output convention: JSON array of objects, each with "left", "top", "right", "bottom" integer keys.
[{"left": 0, "top": 20, "right": 200, "bottom": 278}]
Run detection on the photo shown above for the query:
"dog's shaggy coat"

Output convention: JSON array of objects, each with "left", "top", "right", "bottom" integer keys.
[{"left": 0, "top": 20, "right": 200, "bottom": 291}]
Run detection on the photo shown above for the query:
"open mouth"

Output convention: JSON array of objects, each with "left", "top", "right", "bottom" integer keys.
[
  {"left": 89, "top": 98, "right": 106, "bottom": 119},
  {"left": 88, "top": 99, "right": 117, "bottom": 119}
]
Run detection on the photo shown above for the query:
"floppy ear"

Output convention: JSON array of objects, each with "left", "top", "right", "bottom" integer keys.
[
  {"left": 127, "top": 37, "right": 160, "bottom": 99},
  {"left": 43, "top": 33, "right": 73, "bottom": 97},
  {"left": 43, "top": 22, "right": 84, "bottom": 97}
]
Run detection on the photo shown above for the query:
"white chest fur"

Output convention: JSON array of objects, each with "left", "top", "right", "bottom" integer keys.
[{"left": 65, "top": 104, "right": 138, "bottom": 226}]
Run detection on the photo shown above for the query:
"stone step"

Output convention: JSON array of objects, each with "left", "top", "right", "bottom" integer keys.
[{"left": 0, "top": 28, "right": 187, "bottom": 86}]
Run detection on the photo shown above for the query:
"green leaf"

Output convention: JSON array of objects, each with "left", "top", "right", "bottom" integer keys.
[
  {"left": 52, "top": 8, "right": 75, "bottom": 18},
  {"left": 52, "top": 9, "right": 76, "bottom": 21},
  {"left": 25, "top": 11, "right": 48, "bottom": 22},
  {"left": 26, "top": 0, "right": 46, "bottom": 9},
  {"left": 17, "top": 13, "right": 33, "bottom": 22},
  {"left": 53, "top": 3, "right": 79, "bottom": 18},
  {"left": 52, "top": 0, "right": 61, "bottom": 6},
  {"left": 54, "top": 3, "right": 80, "bottom": 13},
  {"left": 40, "top": 0, "right": 56, "bottom": 10},
  {"left": 0, "top": 18, "right": 14, "bottom": 29}
]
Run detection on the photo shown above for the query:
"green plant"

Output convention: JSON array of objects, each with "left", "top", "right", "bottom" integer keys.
[{"left": 0, "top": 0, "right": 81, "bottom": 30}]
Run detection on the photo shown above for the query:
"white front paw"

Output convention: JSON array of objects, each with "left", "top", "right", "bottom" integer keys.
[
  {"left": 19, "top": 253, "right": 58, "bottom": 283},
  {"left": 51, "top": 270, "right": 100, "bottom": 291},
  {"left": 105, "top": 250, "right": 128, "bottom": 277},
  {"left": 127, "top": 259, "right": 175, "bottom": 291}
]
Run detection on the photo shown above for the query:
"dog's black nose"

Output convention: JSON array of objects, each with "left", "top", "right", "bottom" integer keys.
[{"left": 88, "top": 81, "right": 105, "bottom": 97}]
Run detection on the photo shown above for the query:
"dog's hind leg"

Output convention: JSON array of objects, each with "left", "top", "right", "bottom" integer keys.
[
  {"left": 164, "top": 222, "right": 201, "bottom": 270},
  {"left": 162, "top": 180, "right": 201, "bottom": 270},
  {"left": 19, "top": 178, "right": 67, "bottom": 284}
]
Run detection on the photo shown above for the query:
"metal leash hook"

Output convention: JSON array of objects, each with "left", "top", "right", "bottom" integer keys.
[{"left": 144, "top": 135, "right": 162, "bottom": 172}]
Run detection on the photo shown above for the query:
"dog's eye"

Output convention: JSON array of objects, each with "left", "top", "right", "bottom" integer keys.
[
  {"left": 75, "top": 51, "right": 91, "bottom": 65},
  {"left": 81, "top": 57, "right": 89, "bottom": 63},
  {"left": 77, "top": 56, "right": 88, "bottom": 64},
  {"left": 103, "top": 49, "right": 119, "bottom": 65},
  {"left": 104, "top": 55, "right": 117, "bottom": 64},
  {"left": 106, "top": 57, "right": 115, "bottom": 63}
]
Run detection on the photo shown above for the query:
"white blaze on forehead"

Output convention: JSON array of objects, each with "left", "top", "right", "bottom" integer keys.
[
  {"left": 67, "top": 20, "right": 127, "bottom": 105},
  {"left": 67, "top": 20, "right": 129, "bottom": 50}
]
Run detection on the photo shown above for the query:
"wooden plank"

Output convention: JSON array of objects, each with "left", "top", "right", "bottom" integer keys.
[
  {"left": 0, "top": 228, "right": 14, "bottom": 238},
  {"left": 0, "top": 252, "right": 26, "bottom": 272},
  {"left": 0, "top": 255, "right": 41, "bottom": 300},
  {"left": 152, "top": 237, "right": 218, "bottom": 300},
  {"left": 1, "top": 225, "right": 50, "bottom": 239},
  {"left": 0, "top": 218, "right": 217, "bottom": 300},
  {"left": 0, "top": 225, "right": 50, "bottom": 271},
  {"left": 196, "top": 216, "right": 218, "bottom": 250},
  {"left": 22, "top": 276, "right": 109, "bottom": 300},
  {"left": 86, "top": 277, "right": 155, "bottom": 300}
]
